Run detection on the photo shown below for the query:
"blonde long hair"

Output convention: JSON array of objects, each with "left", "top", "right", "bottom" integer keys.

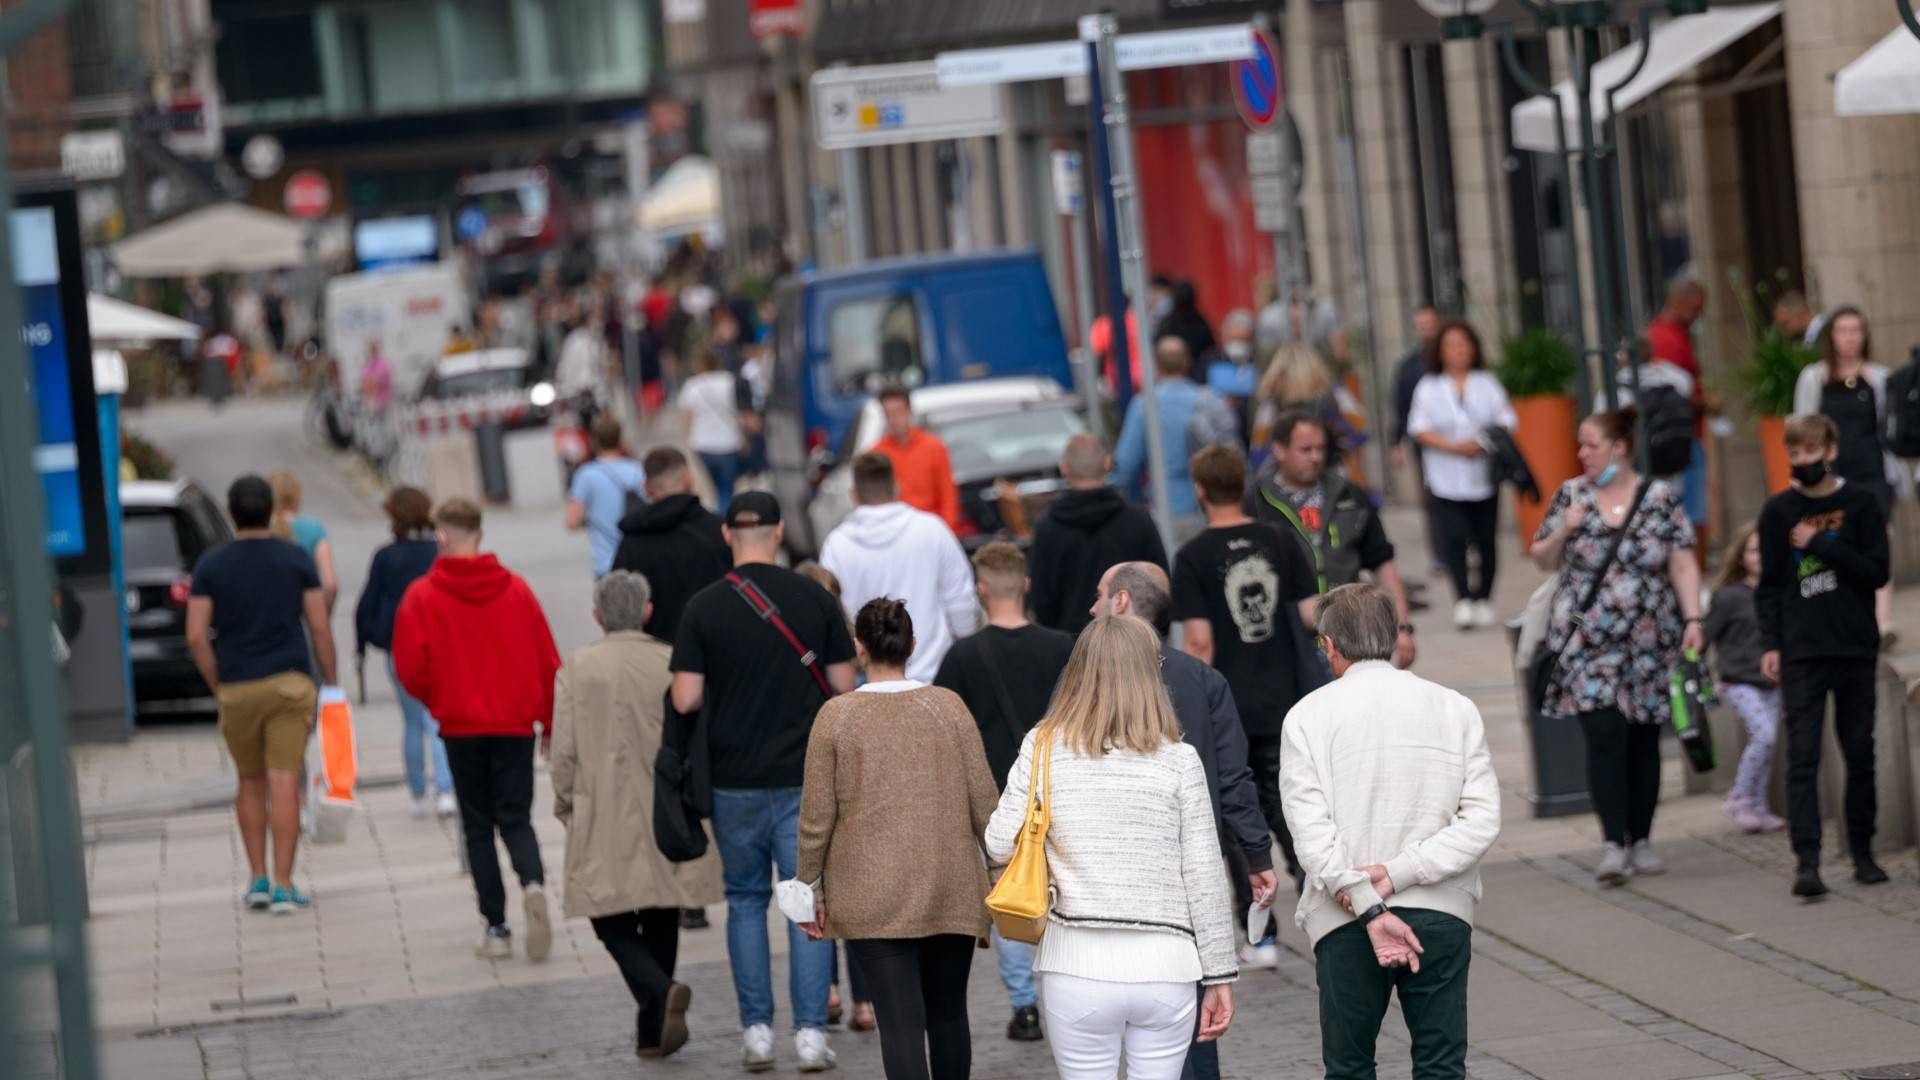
[
  {"left": 266, "top": 469, "right": 302, "bottom": 541},
  {"left": 1035, "top": 616, "right": 1183, "bottom": 757},
  {"left": 1255, "top": 342, "right": 1334, "bottom": 408}
]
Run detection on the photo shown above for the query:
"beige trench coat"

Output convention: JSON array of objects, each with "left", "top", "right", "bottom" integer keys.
[{"left": 551, "top": 630, "right": 721, "bottom": 919}]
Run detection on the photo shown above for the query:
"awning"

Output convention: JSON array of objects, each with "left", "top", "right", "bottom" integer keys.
[
  {"left": 112, "top": 203, "right": 345, "bottom": 277},
  {"left": 637, "top": 155, "right": 720, "bottom": 235},
  {"left": 1835, "top": 27, "right": 1920, "bottom": 117},
  {"left": 1509, "top": 3, "right": 1780, "bottom": 153},
  {"left": 86, "top": 293, "right": 203, "bottom": 346}
]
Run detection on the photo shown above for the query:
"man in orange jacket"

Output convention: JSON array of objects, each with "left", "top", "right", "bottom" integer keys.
[
  {"left": 394, "top": 497, "right": 562, "bottom": 964},
  {"left": 871, "top": 384, "right": 961, "bottom": 530}
]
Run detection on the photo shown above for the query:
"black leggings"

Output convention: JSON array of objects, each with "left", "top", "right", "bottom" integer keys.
[
  {"left": 1432, "top": 496, "right": 1499, "bottom": 602},
  {"left": 844, "top": 934, "right": 975, "bottom": 1080},
  {"left": 591, "top": 907, "right": 680, "bottom": 1039},
  {"left": 1579, "top": 709, "right": 1661, "bottom": 845}
]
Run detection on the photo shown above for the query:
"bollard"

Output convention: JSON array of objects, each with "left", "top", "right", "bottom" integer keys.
[{"left": 474, "top": 421, "right": 511, "bottom": 504}]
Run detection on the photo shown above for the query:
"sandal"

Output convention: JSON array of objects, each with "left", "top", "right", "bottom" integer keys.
[
  {"left": 850, "top": 1002, "right": 877, "bottom": 1032},
  {"left": 827, "top": 985, "right": 843, "bottom": 1026}
]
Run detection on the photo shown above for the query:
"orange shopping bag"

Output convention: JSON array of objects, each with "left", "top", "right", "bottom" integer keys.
[{"left": 307, "top": 685, "right": 360, "bottom": 843}]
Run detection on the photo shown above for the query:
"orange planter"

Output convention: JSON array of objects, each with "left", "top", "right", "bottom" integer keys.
[
  {"left": 1510, "top": 394, "right": 1582, "bottom": 554},
  {"left": 1756, "top": 415, "right": 1791, "bottom": 494}
]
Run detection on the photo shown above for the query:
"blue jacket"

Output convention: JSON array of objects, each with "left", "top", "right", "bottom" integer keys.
[
  {"left": 1111, "top": 378, "right": 1201, "bottom": 517},
  {"left": 354, "top": 535, "right": 438, "bottom": 654}
]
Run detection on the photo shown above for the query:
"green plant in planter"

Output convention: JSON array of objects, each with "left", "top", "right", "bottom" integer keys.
[
  {"left": 121, "top": 430, "right": 174, "bottom": 480},
  {"left": 1742, "top": 327, "right": 1817, "bottom": 418},
  {"left": 1496, "top": 328, "right": 1579, "bottom": 399}
]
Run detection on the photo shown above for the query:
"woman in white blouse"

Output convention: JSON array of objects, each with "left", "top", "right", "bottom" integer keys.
[
  {"left": 985, "top": 615, "right": 1236, "bottom": 1079},
  {"left": 1407, "top": 320, "right": 1517, "bottom": 630}
]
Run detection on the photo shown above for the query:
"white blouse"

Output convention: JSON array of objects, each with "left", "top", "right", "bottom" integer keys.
[{"left": 1407, "top": 371, "right": 1517, "bottom": 502}]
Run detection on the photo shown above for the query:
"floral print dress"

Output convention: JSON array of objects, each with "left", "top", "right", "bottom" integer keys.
[{"left": 1533, "top": 479, "right": 1694, "bottom": 724}]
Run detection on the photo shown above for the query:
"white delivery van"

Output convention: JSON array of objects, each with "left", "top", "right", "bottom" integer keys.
[{"left": 324, "top": 263, "right": 472, "bottom": 399}]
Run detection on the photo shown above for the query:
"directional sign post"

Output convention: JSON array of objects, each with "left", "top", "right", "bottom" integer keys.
[{"left": 811, "top": 62, "right": 1004, "bottom": 151}]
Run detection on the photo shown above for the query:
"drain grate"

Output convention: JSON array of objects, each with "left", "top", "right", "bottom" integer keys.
[
  {"left": 1851, "top": 1065, "right": 1920, "bottom": 1080},
  {"left": 208, "top": 993, "right": 298, "bottom": 1012}
]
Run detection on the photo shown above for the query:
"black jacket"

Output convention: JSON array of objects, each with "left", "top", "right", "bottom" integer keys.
[
  {"left": 612, "top": 493, "right": 731, "bottom": 643},
  {"left": 1029, "top": 487, "right": 1168, "bottom": 634},
  {"left": 1160, "top": 643, "right": 1273, "bottom": 874},
  {"left": 1392, "top": 345, "right": 1428, "bottom": 447},
  {"left": 353, "top": 535, "right": 438, "bottom": 654}
]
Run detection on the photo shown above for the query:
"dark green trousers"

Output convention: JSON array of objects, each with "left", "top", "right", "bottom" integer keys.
[{"left": 1314, "top": 908, "right": 1471, "bottom": 1080}]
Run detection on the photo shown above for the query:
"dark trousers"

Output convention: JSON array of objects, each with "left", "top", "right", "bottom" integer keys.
[
  {"left": 1431, "top": 496, "right": 1498, "bottom": 602},
  {"left": 1183, "top": 984, "right": 1222, "bottom": 1080},
  {"left": 443, "top": 735, "right": 544, "bottom": 928},
  {"left": 1579, "top": 709, "right": 1661, "bottom": 846},
  {"left": 832, "top": 942, "right": 870, "bottom": 1002},
  {"left": 1247, "top": 735, "right": 1300, "bottom": 878},
  {"left": 592, "top": 907, "right": 680, "bottom": 1042},
  {"left": 1316, "top": 909, "right": 1472, "bottom": 1080},
  {"left": 844, "top": 934, "right": 975, "bottom": 1080},
  {"left": 1412, "top": 446, "right": 1447, "bottom": 571},
  {"left": 1783, "top": 658, "right": 1879, "bottom": 864}
]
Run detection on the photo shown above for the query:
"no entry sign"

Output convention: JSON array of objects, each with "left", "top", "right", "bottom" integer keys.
[
  {"left": 284, "top": 170, "right": 332, "bottom": 219},
  {"left": 1231, "top": 25, "right": 1283, "bottom": 130}
]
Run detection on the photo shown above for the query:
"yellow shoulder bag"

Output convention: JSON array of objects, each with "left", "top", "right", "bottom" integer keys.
[{"left": 985, "top": 733, "right": 1052, "bottom": 944}]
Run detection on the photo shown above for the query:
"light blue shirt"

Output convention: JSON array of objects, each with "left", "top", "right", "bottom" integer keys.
[
  {"left": 569, "top": 457, "right": 647, "bottom": 577},
  {"left": 288, "top": 515, "right": 326, "bottom": 557},
  {"left": 1110, "top": 378, "right": 1201, "bottom": 518}
]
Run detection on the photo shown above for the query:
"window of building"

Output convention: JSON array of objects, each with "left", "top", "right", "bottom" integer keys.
[
  {"left": 214, "top": 11, "right": 323, "bottom": 106},
  {"left": 445, "top": 0, "right": 518, "bottom": 101}
]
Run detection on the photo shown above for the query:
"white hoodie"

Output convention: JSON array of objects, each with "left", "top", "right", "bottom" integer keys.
[{"left": 819, "top": 502, "right": 980, "bottom": 683}]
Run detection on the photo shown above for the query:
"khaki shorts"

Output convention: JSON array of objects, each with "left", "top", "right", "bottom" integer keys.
[{"left": 217, "top": 671, "right": 316, "bottom": 775}]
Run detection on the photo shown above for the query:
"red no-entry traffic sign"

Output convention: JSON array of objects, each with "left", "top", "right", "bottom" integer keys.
[
  {"left": 284, "top": 170, "right": 332, "bottom": 220},
  {"left": 1231, "top": 25, "right": 1283, "bottom": 131}
]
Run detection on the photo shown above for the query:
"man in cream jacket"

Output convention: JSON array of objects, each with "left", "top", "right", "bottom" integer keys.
[{"left": 1280, "top": 583, "right": 1500, "bottom": 1080}]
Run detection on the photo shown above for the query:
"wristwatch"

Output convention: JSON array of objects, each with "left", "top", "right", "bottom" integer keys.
[
  {"left": 1358, "top": 902, "right": 1390, "bottom": 926},
  {"left": 1397, "top": 622, "right": 1416, "bottom": 636}
]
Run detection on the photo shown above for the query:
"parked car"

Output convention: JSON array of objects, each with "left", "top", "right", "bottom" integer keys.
[
  {"left": 766, "top": 250, "right": 1077, "bottom": 554},
  {"left": 415, "top": 347, "right": 552, "bottom": 431},
  {"left": 806, "top": 377, "right": 1087, "bottom": 553},
  {"left": 122, "top": 479, "right": 232, "bottom": 715}
]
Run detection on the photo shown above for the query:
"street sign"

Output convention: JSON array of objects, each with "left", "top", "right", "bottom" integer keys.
[
  {"left": 1246, "top": 131, "right": 1282, "bottom": 176},
  {"left": 1162, "top": 0, "right": 1263, "bottom": 17},
  {"left": 59, "top": 131, "right": 124, "bottom": 182},
  {"left": 936, "top": 24, "right": 1253, "bottom": 86},
  {"left": 748, "top": 0, "right": 803, "bottom": 38},
  {"left": 1252, "top": 175, "right": 1290, "bottom": 234},
  {"left": 1231, "top": 25, "right": 1283, "bottom": 130},
  {"left": 1050, "top": 150, "right": 1084, "bottom": 216},
  {"left": 284, "top": 170, "right": 332, "bottom": 219},
  {"left": 811, "top": 62, "right": 1003, "bottom": 150},
  {"left": 241, "top": 134, "right": 284, "bottom": 180}
]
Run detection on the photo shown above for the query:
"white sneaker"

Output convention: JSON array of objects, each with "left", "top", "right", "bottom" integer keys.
[
  {"left": 475, "top": 925, "right": 512, "bottom": 959},
  {"left": 742, "top": 1024, "right": 775, "bottom": 1072},
  {"left": 1596, "top": 842, "right": 1631, "bottom": 886},
  {"left": 1238, "top": 940, "right": 1280, "bottom": 970},
  {"left": 795, "top": 1028, "right": 836, "bottom": 1072},
  {"left": 435, "top": 791, "right": 458, "bottom": 818},
  {"left": 1452, "top": 599, "right": 1474, "bottom": 629},
  {"left": 1629, "top": 839, "right": 1666, "bottom": 876},
  {"left": 409, "top": 794, "right": 432, "bottom": 819},
  {"left": 1472, "top": 600, "right": 1497, "bottom": 628},
  {"left": 523, "top": 883, "right": 552, "bottom": 961}
]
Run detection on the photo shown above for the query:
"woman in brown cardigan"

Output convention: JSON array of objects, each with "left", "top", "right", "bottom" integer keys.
[{"left": 797, "top": 596, "right": 1000, "bottom": 1080}]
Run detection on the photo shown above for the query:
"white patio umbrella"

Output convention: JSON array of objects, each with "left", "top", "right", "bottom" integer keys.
[
  {"left": 637, "top": 155, "right": 721, "bottom": 235},
  {"left": 112, "top": 202, "right": 344, "bottom": 277},
  {"left": 86, "top": 293, "right": 203, "bottom": 346}
]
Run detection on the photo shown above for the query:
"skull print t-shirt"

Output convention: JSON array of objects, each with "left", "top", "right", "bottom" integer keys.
[{"left": 1172, "top": 522, "right": 1318, "bottom": 737}]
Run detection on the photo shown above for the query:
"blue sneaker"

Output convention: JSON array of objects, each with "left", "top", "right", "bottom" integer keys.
[
  {"left": 244, "top": 876, "right": 272, "bottom": 911},
  {"left": 270, "top": 884, "right": 312, "bottom": 915}
]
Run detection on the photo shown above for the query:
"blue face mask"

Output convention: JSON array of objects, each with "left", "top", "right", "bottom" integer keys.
[{"left": 1594, "top": 456, "right": 1619, "bottom": 487}]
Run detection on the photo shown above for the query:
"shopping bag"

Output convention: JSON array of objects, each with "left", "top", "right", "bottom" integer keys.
[
  {"left": 1669, "top": 649, "right": 1716, "bottom": 774},
  {"left": 306, "top": 684, "right": 360, "bottom": 843}
]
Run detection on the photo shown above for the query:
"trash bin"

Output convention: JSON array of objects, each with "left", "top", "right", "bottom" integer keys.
[
  {"left": 1507, "top": 616, "right": 1592, "bottom": 818},
  {"left": 475, "top": 421, "right": 511, "bottom": 504}
]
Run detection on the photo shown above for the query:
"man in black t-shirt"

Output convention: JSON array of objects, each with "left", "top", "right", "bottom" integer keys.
[
  {"left": 668, "top": 492, "right": 854, "bottom": 1068},
  {"left": 186, "top": 475, "right": 338, "bottom": 916},
  {"left": 1175, "top": 445, "right": 1320, "bottom": 888},
  {"left": 1757, "top": 415, "right": 1891, "bottom": 899},
  {"left": 934, "top": 541, "right": 1072, "bottom": 1043}
]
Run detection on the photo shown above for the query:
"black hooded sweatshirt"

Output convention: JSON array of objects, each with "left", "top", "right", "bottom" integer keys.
[
  {"left": 612, "top": 493, "right": 732, "bottom": 642},
  {"left": 1028, "top": 486, "right": 1168, "bottom": 635}
]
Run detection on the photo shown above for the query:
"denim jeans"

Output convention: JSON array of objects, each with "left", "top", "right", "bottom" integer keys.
[
  {"left": 993, "top": 927, "right": 1037, "bottom": 1009},
  {"left": 710, "top": 787, "right": 833, "bottom": 1030},
  {"left": 700, "top": 451, "right": 740, "bottom": 514},
  {"left": 387, "top": 655, "right": 451, "bottom": 798}
]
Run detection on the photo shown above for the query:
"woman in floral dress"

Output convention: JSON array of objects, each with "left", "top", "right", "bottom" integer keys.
[{"left": 1532, "top": 407, "right": 1704, "bottom": 887}]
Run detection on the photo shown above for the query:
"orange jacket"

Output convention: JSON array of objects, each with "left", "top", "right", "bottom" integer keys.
[{"left": 874, "top": 429, "right": 960, "bottom": 529}]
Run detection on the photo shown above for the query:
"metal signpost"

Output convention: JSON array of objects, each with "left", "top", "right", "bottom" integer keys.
[{"left": 1051, "top": 148, "right": 1108, "bottom": 442}]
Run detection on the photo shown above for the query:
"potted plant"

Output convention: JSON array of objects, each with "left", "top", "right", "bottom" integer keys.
[
  {"left": 1742, "top": 327, "right": 1817, "bottom": 493},
  {"left": 1496, "top": 328, "right": 1582, "bottom": 553}
]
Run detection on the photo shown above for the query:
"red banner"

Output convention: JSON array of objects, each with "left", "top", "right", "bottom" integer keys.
[{"left": 748, "top": 0, "right": 804, "bottom": 38}]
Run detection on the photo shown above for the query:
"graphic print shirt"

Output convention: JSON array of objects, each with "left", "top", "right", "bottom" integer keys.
[
  {"left": 1756, "top": 481, "right": 1889, "bottom": 663},
  {"left": 1172, "top": 523, "right": 1317, "bottom": 738}
]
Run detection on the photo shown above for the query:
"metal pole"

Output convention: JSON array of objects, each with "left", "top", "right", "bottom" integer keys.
[
  {"left": 1067, "top": 201, "right": 1108, "bottom": 442},
  {"left": 839, "top": 148, "right": 868, "bottom": 263},
  {"left": 1086, "top": 38, "right": 1135, "bottom": 420},
  {"left": 1569, "top": 26, "right": 1623, "bottom": 410},
  {"left": 1087, "top": 13, "right": 1175, "bottom": 553}
]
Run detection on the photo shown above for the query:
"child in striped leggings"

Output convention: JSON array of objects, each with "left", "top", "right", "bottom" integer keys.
[{"left": 1703, "top": 525, "right": 1786, "bottom": 833}]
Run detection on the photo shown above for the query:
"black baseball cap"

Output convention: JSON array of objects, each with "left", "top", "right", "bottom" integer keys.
[{"left": 724, "top": 491, "right": 782, "bottom": 528}]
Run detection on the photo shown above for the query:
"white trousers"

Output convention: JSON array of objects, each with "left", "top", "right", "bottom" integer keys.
[{"left": 1040, "top": 973, "right": 1196, "bottom": 1080}]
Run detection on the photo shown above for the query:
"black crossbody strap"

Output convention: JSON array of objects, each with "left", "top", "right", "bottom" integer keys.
[
  {"left": 726, "top": 572, "right": 834, "bottom": 697},
  {"left": 972, "top": 632, "right": 1031, "bottom": 752},
  {"left": 1563, "top": 477, "right": 1654, "bottom": 650}
]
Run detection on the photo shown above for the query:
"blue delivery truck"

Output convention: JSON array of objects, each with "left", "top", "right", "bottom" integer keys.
[{"left": 766, "top": 250, "right": 1074, "bottom": 555}]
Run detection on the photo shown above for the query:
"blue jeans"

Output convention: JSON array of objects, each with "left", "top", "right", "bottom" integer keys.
[
  {"left": 710, "top": 787, "right": 833, "bottom": 1030},
  {"left": 388, "top": 655, "right": 450, "bottom": 798},
  {"left": 993, "top": 927, "right": 1037, "bottom": 1009},
  {"left": 701, "top": 451, "right": 740, "bottom": 514}
]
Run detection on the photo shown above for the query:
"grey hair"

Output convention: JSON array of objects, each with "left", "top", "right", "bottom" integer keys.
[
  {"left": 1108, "top": 563, "right": 1169, "bottom": 631},
  {"left": 1221, "top": 308, "right": 1255, "bottom": 336},
  {"left": 594, "top": 570, "right": 652, "bottom": 633},
  {"left": 1316, "top": 583, "right": 1398, "bottom": 662}
]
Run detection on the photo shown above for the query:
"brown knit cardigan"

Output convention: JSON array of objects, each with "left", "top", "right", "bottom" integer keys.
[{"left": 797, "top": 684, "right": 1000, "bottom": 941}]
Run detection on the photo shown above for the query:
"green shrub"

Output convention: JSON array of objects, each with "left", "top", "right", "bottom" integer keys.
[
  {"left": 121, "top": 430, "right": 174, "bottom": 480},
  {"left": 1741, "top": 327, "right": 1817, "bottom": 418},
  {"left": 1496, "top": 328, "right": 1579, "bottom": 399}
]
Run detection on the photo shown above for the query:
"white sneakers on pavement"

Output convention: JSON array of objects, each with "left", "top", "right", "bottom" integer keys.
[
  {"left": 1471, "top": 600, "right": 1496, "bottom": 628},
  {"left": 475, "top": 925, "right": 512, "bottom": 959},
  {"left": 1452, "top": 599, "right": 1473, "bottom": 629},
  {"left": 1596, "top": 842, "right": 1631, "bottom": 886},
  {"left": 1629, "top": 840, "right": 1666, "bottom": 876},
  {"left": 435, "top": 791, "right": 458, "bottom": 818},
  {"left": 409, "top": 794, "right": 432, "bottom": 819},
  {"left": 742, "top": 1024, "right": 776, "bottom": 1072},
  {"left": 523, "top": 883, "right": 552, "bottom": 961},
  {"left": 795, "top": 1027, "right": 836, "bottom": 1072},
  {"left": 1238, "top": 939, "right": 1280, "bottom": 970}
]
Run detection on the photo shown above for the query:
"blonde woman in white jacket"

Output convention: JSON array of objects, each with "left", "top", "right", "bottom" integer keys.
[{"left": 985, "top": 614, "right": 1236, "bottom": 1080}]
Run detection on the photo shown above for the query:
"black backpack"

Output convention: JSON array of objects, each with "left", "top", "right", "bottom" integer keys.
[
  {"left": 1637, "top": 384, "right": 1694, "bottom": 477},
  {"left": 1884, "top": 349, "right": 1920, "bottom": 459}
]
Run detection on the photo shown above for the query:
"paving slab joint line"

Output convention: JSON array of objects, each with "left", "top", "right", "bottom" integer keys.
[{"left": 1703, "top": 832, "right": 1920, "bottom": 924}]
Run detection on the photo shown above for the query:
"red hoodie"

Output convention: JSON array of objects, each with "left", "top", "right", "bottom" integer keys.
[{"left": 392, "top": 554, "right": 561, "bottom": 739}]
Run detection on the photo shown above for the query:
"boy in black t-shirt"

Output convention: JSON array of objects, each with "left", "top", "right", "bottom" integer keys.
[{"left": 1756, "top": 415, "right": 1891, "bottom": 898}]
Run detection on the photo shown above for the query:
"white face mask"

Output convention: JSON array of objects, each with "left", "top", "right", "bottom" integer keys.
[{"left": 1225, "top": 341, "right": 1251, "bottom": 363}]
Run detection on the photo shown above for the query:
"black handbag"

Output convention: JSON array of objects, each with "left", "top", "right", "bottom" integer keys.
[
  {"left": 653, "top": 688, "right": 710, "bottom": 863},
  {"left": 1527, "top": 478, "right": 1652, "bottom": 716}
]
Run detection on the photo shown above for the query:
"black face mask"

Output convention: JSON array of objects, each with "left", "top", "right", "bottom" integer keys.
[{"left": 1790, "top": 460, "right": 1829, "bottom": 487}]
